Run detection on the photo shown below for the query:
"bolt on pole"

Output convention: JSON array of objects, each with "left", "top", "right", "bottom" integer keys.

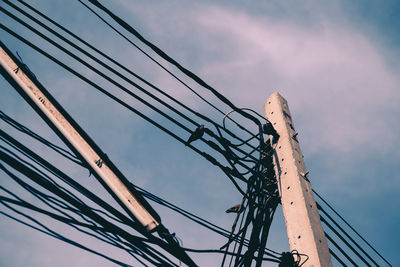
[{"left": 264, "top": 92, "right": 332, "bottom": 267}]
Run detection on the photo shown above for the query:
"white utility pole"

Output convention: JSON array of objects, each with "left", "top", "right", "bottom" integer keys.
[
  {"left": 264, "top": 92, "right": 332, "bottom": 267},
  {"left": 0, "top": 44, "right": 159, "bottom": 232}
]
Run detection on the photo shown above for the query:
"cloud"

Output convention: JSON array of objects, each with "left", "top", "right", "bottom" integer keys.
[
  {"left": 2, "top": 0, "right": 399, "bottom": 265},
  {"left": 118, "top": 1, "right": 399, "bottom": 158},
  {"left": 185, "top": 5, "right": 400, "bottom": 157}
]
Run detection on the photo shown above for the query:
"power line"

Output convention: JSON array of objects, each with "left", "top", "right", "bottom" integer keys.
[
  {"left": 324, "top": 231, "right": 358, "bottom": 266},
  {"left": 318, "top": 203, "right": 378, "bottom": 266},
  {"left": 314, "top": 190, "right": 392, "bottom": 266},
  {"left": 0, "top": 22, "right": 388, "bottom": 266},
  {"left": 3, "top": 2, "right": 390, "bottom": 265},
  {"left": 320, "top": 214, "right": 370, "bottom": 266}
]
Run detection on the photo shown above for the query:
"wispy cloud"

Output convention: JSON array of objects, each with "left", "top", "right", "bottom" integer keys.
[
  {"left": 2, "top": 0, "right": 399, "bottom": 265},
  {"left": 120, "top": 1, "right": 399, "bottom": 157},
  {"left": 189, "top": 5, "right": 400, "bottom": 155}
]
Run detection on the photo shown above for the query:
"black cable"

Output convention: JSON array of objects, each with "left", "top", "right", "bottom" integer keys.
[
  {"left": 134, "top": 184, "right": 281, "bottom": 260},
  {"left": 324, "top": 231, "right": 358, "bottom": 266},
  {"left": 320, "top": 215, "right": 371, "bottom": 266},
  {"left": 0, "top": 165, "right": 168, "bottom": 266},
  {"left": 0, "top": 118, "right": 232, "bottom": 246},
  {"left": 0, "top": 190, "right": 131, "bottom": 253},
  {"left": 0, "top": 195, "right": 166, "bottom": 267},
  {"left": 314, "top": 190, "right": 391, "bottom": 266},
  {"left": 0, "top": 129, "right": 136, "bottom": 227},
  {"left": 182, "top": 247, "right": 280, "bottom": 263},
  {"left": 318, "top": 204, "right": 378, "bottom": 266},
  {"left": 0, "top": 131, "right": 281, "bottom": 265},
  {"left": 0, "top": 107, "right": 284, "bottom": 267},
  {"left": 0, "top": 137, "right": 177, "bottom": 266},
  {"left": 0, "top": 123, "right": 192, "bottom": 266},
  {"left": 0, "top": 183, "right": 168, "bottom": 266},
  {"left": 0, "top": 16, "right": 282, "bottom": 262},
  {"left": 329, "top": 248, "right": 347, "bottom": 267}
]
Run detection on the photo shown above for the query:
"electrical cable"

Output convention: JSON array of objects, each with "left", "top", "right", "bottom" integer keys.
[
  {"left": 314, "top": 190, "right": 391, "bottom": 266},
  {"left": 182, "top": 247, "right": 280, "bottom": 263},
  {"left": 320, "top": 214, "right": 371, "bottom": 266},
  {"left": 318, "top": 204, "right": 378, "bottom": 266},
  {"left": 0, "top": 138, "right": 280, "bottom": 266},
  {"left": 329, "top": 248, "right": 347, "bottom": 267},
  {"left": 324, "top": 231, "right": 358, "bottom": 266},
  {"left": 78, "top": 0, "right": 269, "bottom": 195},
  {"left": 3, "top": 3, "right": 380, "bottom": 265},
  {"left": 0, "top": 137, "right": 176, "bottom": 266},
  {"left": 0, "top": 209, "right": 136, "bottom": 267},
  {"left": 0, "top": 129, "right": 135, "bottom": 227}
]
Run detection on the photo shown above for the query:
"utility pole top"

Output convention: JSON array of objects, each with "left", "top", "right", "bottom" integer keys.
[{"left": 264, "top": 92, "right": 332, "bottom": 267}]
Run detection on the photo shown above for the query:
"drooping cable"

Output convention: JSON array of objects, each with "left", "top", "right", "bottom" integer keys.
[
  {"left": 314, "top": 190, "right": 391, "bottom": 266},
  {"left": 324, "top": 231, "right": 358, "bottom": 266},
  {"left": 0, "top": 207, "right": 137, "bottom": 267},
  {"left": 318, "top": 203, "right": 377, "bottom": 266},
  {"left": 320, "top": 214, "right": 371, "bottom": 266}
]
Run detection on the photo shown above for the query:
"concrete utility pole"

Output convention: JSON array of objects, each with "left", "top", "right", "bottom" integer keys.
[
  {"left": 264, "top": 92, "right": 332, "bottom": 267},
  {"left": 0, "top": 42, "right": 197, "bottom": 266},
  {"left": 0, "top": 44, "right": 159, "bottom": 232}
]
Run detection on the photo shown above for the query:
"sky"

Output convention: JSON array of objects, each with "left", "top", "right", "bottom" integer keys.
[{"left": 1, "top": 0, "right": 399, "bottom": 266}]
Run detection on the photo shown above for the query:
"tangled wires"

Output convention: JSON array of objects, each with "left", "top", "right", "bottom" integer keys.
[{"left": 279, "top": 250, "right": 309, "bottom": 267}]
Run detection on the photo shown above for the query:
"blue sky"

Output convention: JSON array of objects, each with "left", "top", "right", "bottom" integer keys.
[{"left": 1, "top": 0, "right": 399, "bottom": 266}]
